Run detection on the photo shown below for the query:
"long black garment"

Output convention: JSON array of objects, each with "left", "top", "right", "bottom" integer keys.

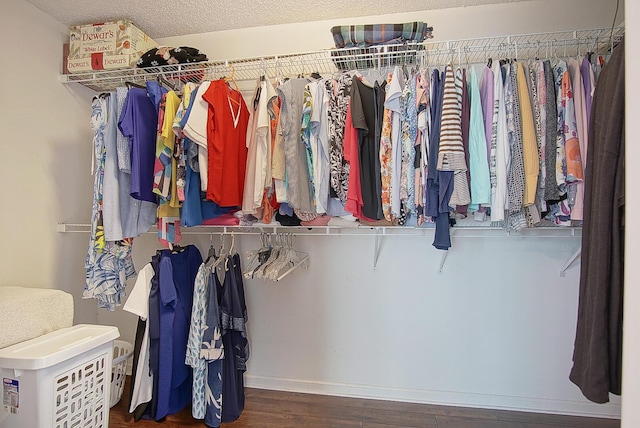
[
  {"left": 143, "top": 254, "right": 161, "bottom": 420},
  {"left": 373, "top": 81, "right": 387, "bottom": 220},
  {"left": 129, "top": 317, "right": 148, "bottom": 420},
  {"left": 569, "top": 38, "right": 625, "bottom": 404},
  {"left": 351, "top": 77, "right": 383, "bottom": 220}
]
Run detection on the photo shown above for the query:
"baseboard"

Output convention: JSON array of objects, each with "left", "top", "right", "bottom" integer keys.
[{"left": 245, "top": 375, "right": 621, "bottom": 419}]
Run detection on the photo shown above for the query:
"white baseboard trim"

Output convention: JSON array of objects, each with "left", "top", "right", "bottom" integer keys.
[{"left": 245, "top": 375, "right": 621, "bottom": 419}]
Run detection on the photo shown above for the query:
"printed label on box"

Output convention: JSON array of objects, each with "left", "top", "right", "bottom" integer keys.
[
  {"left": 3, "top": 378, "right": 18, "bottom": 415},
  {"left": 67, "top": 54, "right": 132, "bottom": 73},
  {"left": 74, "top": 23, "right": 118, "bottom": 55}
]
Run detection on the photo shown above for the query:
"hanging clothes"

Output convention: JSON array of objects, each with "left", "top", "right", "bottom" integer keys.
[
  {"left": 351, "top": 77, "right": 384, "bottom": 220},
  {"left": 119, "top": 87, "right": 159, "bottom": 204},
  {"left": 186, "top": 262, "right": 224, "bottom": 427},
  {"left": 567, "top": 57, "right": 589, "bottom": 221},
  {"left": 202, "top": 79, "right": 249, "bottom": 207},
  {"left": 115, "top": 87, "right": 133, "bottom": 174},
  {"left": 531, "top": 60, "right": 547, "bottom": 214},
  {"left": 277, "top": 77, "right": 316, "bottom": 215},
  {"left": 146, "top": 253, "right": 162, "bottom": 420},
  {"left": 373, "top": 80, "right": 387, "bottom": 221},
  {"left": 438, "top": 64, "right": 471, "bottom": 209},
  {"left": 426, "top": 68, "right": 452, "bottom": 250},
  {"left": 490, "top": 60, "right": 509, "bottom": 223},
  {"left": 455, "top": 67, "right": 471, "bottom": 218},
  {"left": 220, "top": 253, "right": 250, "bottom": 423},
  {"left": 104, "top": 88, "right": 157, "bottom": 241},
  {"left": 309, "top": 80, "right": 331, "bottom": 214},
  {"left": 326, "top": 73, "right": 353, "bottom": 204},
  {"left": 84, "top": 93, "right": 136, "bottom": 311},
  {"left": 414, "top": 69, "right": 430, "bottom": 225},
  {"left": 479, "top": 65, "right": 494, "bottom": 166},
  {"left": 183, "top": 81, "right": 212, "bottom": 193},
  {"left": 516, "top": 62, "right": 540, "bottom": 209},
  {"left": 570, "top": 37, "right": 624, "bottom": 405},
  {"left": 344, "top": 102, "right": 366, "bottom": 219},
  {"left": 300, "top": 82, "right": 317, "bottom": 212},
  {"left": 156, "top": 91, "right": 183, "bottom": 247},
  {"left": 380, "top": 71, "right": 395, "bottom": 220},
  {"left": 467, "top": 67, "right": 491, "bottom": 211},
  {"left": 400, "top": 72, "right": 418, "bottom": 223},
  {"left": 243, "top": 77, "right": 274, "bottom": 215},
  {"left": 122, "top": 262, "right": 155, "bottom": 419},
  {"left": 542, "top": 60, "right": 559, "bottom": 203},
  {"left": 385, "top": 66, "right": 404, "bottom": 219},
  {"left": 155, "top": 245, "right": 202, "bottom": 420},
  {"left": 505, "top": 63, "right": 527, "bottom": 232},
  {"left": 176, "top": 85, "right": 232, "bottom": 227},
  {"left": 580, "top": 56, "right": 595, "bottom": 124}
]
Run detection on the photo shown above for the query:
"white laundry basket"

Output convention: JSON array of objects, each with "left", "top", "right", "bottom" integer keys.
[
  {"left": 109, "top": 340, "right": 133, "bottom": 408},
  {"left": 0, "top": 324, "right": 119, "bottom": 428}
]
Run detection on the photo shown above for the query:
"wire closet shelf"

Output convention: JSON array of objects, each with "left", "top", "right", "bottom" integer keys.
[{"left": 60, "top": 26, "right": 624, "bottom": 92}]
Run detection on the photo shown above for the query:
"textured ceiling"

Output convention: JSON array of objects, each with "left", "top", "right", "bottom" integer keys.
[{"left": 24, "top": 0, "right": 527, "bottom": 39}]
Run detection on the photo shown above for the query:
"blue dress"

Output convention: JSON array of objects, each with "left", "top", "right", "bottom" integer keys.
[
  {"left": 155, "top": 245, "right": 203, "bottom": 420},
  {"left": 220, "top": 253, "right": 249, "bottom": 423}
]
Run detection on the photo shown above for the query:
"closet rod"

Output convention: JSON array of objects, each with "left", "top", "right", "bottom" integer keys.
[
  {"left": 56, "top": 223, "right": 581, "bottom": 238},
  {"left": 59, "top": 26, "right": 623, "bottom": 92}
]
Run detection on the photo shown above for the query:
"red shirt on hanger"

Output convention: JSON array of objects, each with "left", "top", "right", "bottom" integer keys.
[{"left": 202, "top": 79, "right": 249, "bottom": 207}]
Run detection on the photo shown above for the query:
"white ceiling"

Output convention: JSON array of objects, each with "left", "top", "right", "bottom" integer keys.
[{"left": 24, "top": 0, "right": 528, "bottom": 39}]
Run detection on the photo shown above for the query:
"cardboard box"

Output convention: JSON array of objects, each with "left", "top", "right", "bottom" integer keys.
[{"left": 66, "top": 20, "right": 157, "bottom": 74}]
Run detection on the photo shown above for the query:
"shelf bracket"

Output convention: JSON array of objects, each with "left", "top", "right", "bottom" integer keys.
[
  {"left": 373, "top": 229, "right": 383, "bottom": 270},
  {"left": 437, "top": 228, "right": 456, "bottom": 274},
  {"left": 560, "top": 247, "right": 582, "bottom": 277},
  {"left": 438, "top": 250, "right": 449, "bottom": 274}
]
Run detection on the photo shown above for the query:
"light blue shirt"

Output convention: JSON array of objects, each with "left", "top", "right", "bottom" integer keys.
[{"left": 467, "top": 67, "right": 491, "bottom": 211}]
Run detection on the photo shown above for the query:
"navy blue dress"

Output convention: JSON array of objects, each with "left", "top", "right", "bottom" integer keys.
[{"left": 220, "top": 253, "right": 249, "bottom": 423}]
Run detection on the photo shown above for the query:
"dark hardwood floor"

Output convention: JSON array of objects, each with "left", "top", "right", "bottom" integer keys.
[{"left": 109, "top": 380, "right": 620, "bottom": 428}]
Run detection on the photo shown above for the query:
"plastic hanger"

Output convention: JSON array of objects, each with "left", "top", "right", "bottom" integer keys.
[
  {"left": 243, "top": 233, "right": 273, "bottom": 279},
  {"left": 126, "top": 81, "right": 145, "bottom": 90},
  {"left": 256, "top": 235, "right": 282, "bottom": 279},
  {"left": 156, "top": 74, "right": 179, "bottom": 92},
  {"left": 224, "top": 63, "right": 240, "bottom": 98},
  {"left": 212, "top": 234, "right": 233, "bottom": 270},
  {"left": 204, "top": 234, "right": 217, "bottom": 267},
  {"left": 259, "top": 234, "right": 309, "bottom": 281},
  {"left": 253, "top": 76, "right": 263, "bottom": 111}
]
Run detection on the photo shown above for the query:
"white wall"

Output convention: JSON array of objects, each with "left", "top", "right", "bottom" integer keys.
[
  {"left": 1, "top": 0, "right": 629, "bottom": 420},
  {"left": 0, "top": 0, "right": 98, "bottom": 325},
  {"left": 621, "top": 1, "right": 638, "bottom": 426}
]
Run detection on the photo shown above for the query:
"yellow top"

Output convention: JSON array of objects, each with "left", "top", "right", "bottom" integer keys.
[{"left": 516, "top": 62, "right": 540, "bottom": 207}]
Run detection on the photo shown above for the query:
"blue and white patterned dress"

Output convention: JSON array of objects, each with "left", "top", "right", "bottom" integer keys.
[
  {"left": 186, "top": 263, "right": 224, "bottom": 426},
  {"left": 83, "top": 93, "right": 136, "bottom": 310}
]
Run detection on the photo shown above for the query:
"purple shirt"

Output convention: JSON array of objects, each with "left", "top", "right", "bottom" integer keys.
[
  {"left": 580, "top": 57, "right": 594, "bottom": 124},
  {"left": 118, "top": 87, "right": 158, "bottom": 203},
  {"left": 479, "top": 65, "right": 494, "bottom": 164}
]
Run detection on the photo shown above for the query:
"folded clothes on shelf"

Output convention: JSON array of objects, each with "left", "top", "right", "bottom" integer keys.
[
  {"left": 330, "top": 22, "right": 434, "bottom": 49},
  {"left": 136, "top": 46, "right": 208, "bottom": 70}
]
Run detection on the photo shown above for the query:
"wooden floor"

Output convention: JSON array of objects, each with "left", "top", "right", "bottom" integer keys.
[{"left": 109, "top": 383, "right": 619, "bottom": 427}]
